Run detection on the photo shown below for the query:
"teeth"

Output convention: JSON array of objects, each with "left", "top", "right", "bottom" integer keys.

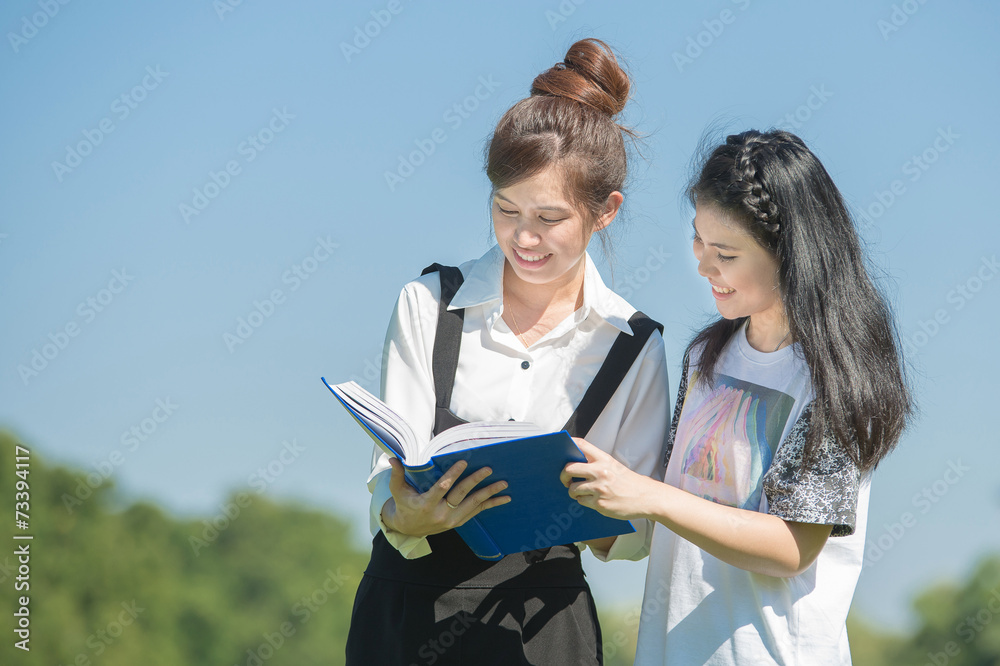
[
  {"left": 712, "top": 284, "right": 735, "bottom": 294},
  {"left": 515, "top": 249, "right": 547, "bottom": 263}
]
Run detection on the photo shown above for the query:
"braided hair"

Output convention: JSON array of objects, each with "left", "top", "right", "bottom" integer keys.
[
  {"left": 727, "top": 134, "right": 781, "bottom": 235},
  {"left": 686, "top": 129, "right": 913, "bottom": 473}
]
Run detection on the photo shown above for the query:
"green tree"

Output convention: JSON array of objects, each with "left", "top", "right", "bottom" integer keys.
[
  {"left": 846, "top": 613, "right": 906, "bottom": 666},
  {"left": 0, "top": 430, "right": 369, "bottom": 665},
  {"left": 5, "top": 428, "right": 997, "bottom": 665},
  {"left": 889, "top": 556, "right": 1000, "bottom": 666}
]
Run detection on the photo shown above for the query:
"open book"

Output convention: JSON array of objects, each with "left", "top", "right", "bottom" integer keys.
[{"left": 323, "top": 378, "right": 635, "bottom": 560}]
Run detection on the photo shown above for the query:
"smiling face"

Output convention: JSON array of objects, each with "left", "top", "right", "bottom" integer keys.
[
  {"left": 492, "top": 165, "right": 619, "bottom": 294},
  {"left": 692, "top": 204, "right": 784, "bottom": 323}
]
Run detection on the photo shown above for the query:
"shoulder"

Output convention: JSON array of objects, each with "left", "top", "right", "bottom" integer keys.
[
  {"left": 608, "top": 307, "right": 668, "bottom": 373},
  {"left": 626, "top": 323, "right": 667, "bottom": 376},
  {"left": 397, "top": 257, "right": 477, "bottom": 302}
]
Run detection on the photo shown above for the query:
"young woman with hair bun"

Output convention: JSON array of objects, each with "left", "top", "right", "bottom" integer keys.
[
  {"left": 563, "top": 129, "right": 914, "bottom": 664},
  {"left": 345, "top": 39, "right": 670, "bottom": 665}
]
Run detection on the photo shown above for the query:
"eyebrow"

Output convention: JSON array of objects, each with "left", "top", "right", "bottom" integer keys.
[
  {"left": 691, "top": 219, "right": 740, "bottom": 251},
  {"left": 494, "top": 193, "right": 572, "bottom": 214}
]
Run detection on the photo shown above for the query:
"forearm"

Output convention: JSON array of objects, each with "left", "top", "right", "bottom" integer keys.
[{"left": 640, "top": 482, "right": 831, "bottom": 578}]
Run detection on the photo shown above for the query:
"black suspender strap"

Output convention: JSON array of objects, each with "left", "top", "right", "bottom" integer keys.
[
  {"left": 420, "top": 264, "right": 467, "bottom": 435},
  {"left": 561, "top": 311, "right": 664, "bottom": 439},
  {"left": 420, "top": 261, "right": 662, "bottom": 441}
]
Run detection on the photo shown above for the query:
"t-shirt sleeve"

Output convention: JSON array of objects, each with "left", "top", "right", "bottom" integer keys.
[{"left": 762, "top": 404, "right": 861, "bottom": 537}]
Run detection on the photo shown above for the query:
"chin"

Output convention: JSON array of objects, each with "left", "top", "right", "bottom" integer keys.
[
  {"left": 511, "top": 267, "right": 554, "bottom": 285},
  {"left": 714, "top": 305, "right": 746, "bottom": 321}
]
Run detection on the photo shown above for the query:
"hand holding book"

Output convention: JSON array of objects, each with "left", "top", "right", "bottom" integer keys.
[
  {"left": 324, "top": 378, "right": 635, "bottom": 560},
  {"left": 380, "top": 457, "right": 511, "bottom": 539},
  {"left": 561, "top": 437, "right": 656, "bottom": 521}
]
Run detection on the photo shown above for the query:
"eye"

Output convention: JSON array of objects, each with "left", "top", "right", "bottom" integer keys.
[
  {"left": 717, "top": 253, "right": 735, "bottom": 263},
  {"left": 539, "top": 216, "right": 566, "bottom": 224},
  {"left": 496, "top": 203, "right": 517, "bottom": 216}
]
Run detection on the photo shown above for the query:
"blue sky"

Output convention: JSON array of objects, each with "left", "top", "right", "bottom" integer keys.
[{"left": 2, "top": 0, "right": 998, "bottom": 634}]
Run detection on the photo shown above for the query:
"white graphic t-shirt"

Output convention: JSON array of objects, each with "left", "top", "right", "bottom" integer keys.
[{"left": 635, "top": 323, "right": 868, "bottom": 665}]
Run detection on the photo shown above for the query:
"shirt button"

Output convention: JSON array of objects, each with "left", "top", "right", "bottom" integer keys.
[{"left": 520, "top": 360, "right": 530, "bottom": 370}]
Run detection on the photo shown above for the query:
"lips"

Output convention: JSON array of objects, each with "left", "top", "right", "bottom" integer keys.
[
  {"left": 512, "top": 246, "right": 552, "bottom": 269},
  {"left": 711, "top": 283, "right": 735, "bottom": 300}
]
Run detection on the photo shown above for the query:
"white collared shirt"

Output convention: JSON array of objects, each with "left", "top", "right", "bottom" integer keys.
[{"left": 368, "top": 245, "right": 670, "bottom": 559}]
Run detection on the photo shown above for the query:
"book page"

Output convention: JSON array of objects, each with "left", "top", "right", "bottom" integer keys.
[
  {"left": 326, "top": 380, "right": 418, "bottom": 460},
  {"left": 428, "top": 422, "right": 545, "bottom": 455},
  {"left": 325, "top": 379, "right": 556, "bottom": 465}
]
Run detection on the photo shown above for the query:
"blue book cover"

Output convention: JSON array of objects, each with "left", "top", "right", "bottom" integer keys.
[{"left": 323, "top": 378, "right": 635, "bottom": 560}]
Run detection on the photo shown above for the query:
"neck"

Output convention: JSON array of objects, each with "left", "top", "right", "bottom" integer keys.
[
  {"left": 502, "top": 257, "right": 586, "bottom": 348},
  {"left": 502, "top": 257, "right": 586, "bottom": 316},
  {"left": 746, "top": 310, "right": 792, "bottom": 353}
]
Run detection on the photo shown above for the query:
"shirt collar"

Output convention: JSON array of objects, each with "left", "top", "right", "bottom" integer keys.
[{"left": 449, "top": 245, "right": 636, "bottom": 336}]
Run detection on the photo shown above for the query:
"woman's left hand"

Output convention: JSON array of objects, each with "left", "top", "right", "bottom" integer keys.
[{"left": 560, "top": 438, "right": 656, "bottom": 520}]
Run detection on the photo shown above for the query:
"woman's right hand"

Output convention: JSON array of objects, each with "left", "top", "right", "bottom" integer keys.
[{"left": 380, "top": 458, "right": 510, "bottom": 538}]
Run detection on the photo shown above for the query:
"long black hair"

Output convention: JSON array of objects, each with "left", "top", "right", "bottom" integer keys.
[{"left": 688, "top": 129, "right": 912, "bottom": 472}]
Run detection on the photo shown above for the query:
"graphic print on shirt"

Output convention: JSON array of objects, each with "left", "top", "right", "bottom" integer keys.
[{"left": 675, "top": 372, "right": 795, "bottom": 510}]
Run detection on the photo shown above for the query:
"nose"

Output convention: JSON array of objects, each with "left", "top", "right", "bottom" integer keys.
[
  {"left": 694, "top": 244, "right": 714, "bottom": 278},
  {"left": 513, "top": 219, "right": 541, "bottom": 248}
]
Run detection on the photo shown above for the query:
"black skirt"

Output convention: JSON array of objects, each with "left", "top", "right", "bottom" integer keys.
[{"left": 345, "top": 530, "right": 603, "bottom": 665}]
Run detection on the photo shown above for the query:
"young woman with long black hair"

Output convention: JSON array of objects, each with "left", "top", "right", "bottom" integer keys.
[{"left": 563, "top": 129, "right": 913, "bottom": 665}]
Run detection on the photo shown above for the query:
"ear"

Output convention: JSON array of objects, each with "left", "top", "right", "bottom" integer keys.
[{"left": 595, "top": 191, "right": 624, "bottom": 232}]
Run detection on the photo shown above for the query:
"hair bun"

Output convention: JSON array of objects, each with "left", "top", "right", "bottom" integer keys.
[{"left": 530, "top": 38, "right": 630, "bottom": 117}]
